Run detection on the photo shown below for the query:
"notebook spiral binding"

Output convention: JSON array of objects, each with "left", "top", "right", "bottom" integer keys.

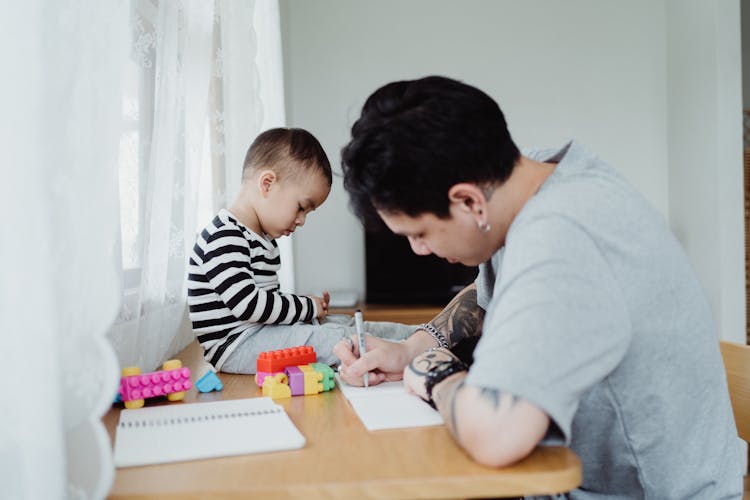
[{"left": 119, "top": 407, "right": 282, "bottom": 428}]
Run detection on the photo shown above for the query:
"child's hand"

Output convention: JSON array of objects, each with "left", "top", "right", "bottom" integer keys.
[{"left": 310, "top": 291, "right": 329, "bottom": 320}]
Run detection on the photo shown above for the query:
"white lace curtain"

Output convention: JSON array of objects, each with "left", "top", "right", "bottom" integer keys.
[
  {"left": 109, "top": 0, "right": 289, "bottom": 372},
  {"left": 1, "top": 1, "right": 286, "bottom": 498}
]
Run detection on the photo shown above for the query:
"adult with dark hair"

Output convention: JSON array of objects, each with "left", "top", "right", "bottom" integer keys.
[{"left": 334, "top": 76, "right": 742, "bottom": 498}]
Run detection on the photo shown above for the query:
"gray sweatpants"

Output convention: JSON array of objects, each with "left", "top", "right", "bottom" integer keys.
[{"left": 221, "top": 314, "right": 416, "bottom": 374}]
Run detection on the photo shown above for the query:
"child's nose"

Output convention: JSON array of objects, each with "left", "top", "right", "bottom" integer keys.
[{"left": 296, "top": 213, "right": 306, "bottom": 226}]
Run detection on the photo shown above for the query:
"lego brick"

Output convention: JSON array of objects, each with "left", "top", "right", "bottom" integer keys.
[
  {"left": 256, "top": 346, "right": 316, "bottom": 373},
  {"left": 194, "top": 359, "right": 223, "bottom": 393},
  {"left": 262, "top": 373, "right": 291, "bottom": 399},
  {"left": 298, "top": 365, "right": 325, "bottom": 395},
  {"left": 284, "top": 366, "right": 306, "bottom": 396},
  {"left": 119, "top": 366, "right": 192, "bottom": 403},
  {"left": 301, "top": 369, "right": 324, "bottom": 395},
  {"left": 195, "top": 371, "right": 223, "bottom": 393},
  {"left": 309, "top": 363, "right": 336, "bottom": 392},
  {"left": 255, "top": 370, "right": 282, "bottom": 387}
]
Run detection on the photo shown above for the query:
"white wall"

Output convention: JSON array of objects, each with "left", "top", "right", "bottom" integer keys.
[
  {"left": 666, "top": 0, "right": 744, "bottom": 343},
  {"left": 743, "top": 0, "right": 750, "bottom": 108},
  {"left": 280, "top": 0, "right": 744, "bottom": 341}
]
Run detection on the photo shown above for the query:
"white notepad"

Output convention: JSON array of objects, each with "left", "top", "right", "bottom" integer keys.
[
  {"left": 113, "top": 397, "right": 305, "bottom": 467},
  {"left": 335, "top": 375, "right": 444, "bottom": 431}
]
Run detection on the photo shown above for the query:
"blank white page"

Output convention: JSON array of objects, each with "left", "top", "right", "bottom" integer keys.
[{"left": 335, "top": 375, "right": 444, "bottom": 431}]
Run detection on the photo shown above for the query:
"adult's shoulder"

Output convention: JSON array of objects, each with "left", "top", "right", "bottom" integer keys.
[{"left": 517, "top": 141, "right": 649, "bottom": 235}]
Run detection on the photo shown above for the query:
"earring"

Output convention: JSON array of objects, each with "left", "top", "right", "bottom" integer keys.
[{"left": 477, "top": 220, "right": 491, "bottom": 233}]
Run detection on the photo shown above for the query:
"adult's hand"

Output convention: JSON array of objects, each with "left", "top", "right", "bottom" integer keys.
[{"left": 333, "top": 335, "right": 414, "bottom": 386}]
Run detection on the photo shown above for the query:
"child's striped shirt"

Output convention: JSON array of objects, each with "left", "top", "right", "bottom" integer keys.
[{"left": 187, "top": 209, "right": 316, "bottom": 368}]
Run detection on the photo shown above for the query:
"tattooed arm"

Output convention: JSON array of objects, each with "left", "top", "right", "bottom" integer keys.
[
  {"left": 403, "top": 347, "right": 549, "bottom": 467},
  {"left": 335, "top": 284, "right": 485, "bottom": 387},
  {"left": 425, "top": 283, "right": 485, "bottom": 348}
]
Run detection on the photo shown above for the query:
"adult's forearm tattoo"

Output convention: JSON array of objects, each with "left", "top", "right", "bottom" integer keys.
[
  {"left": 429, "top": 286, "right": 485, "bottom": 347},
  {"left": 442, "top": 378, "right": 465, "bottom": 441},
  {"left": 407, "top": 349, "right": 455, "bottom": 376},
  {"left": 479, "top": 387, "right": 519, "bottom": 410},
  {"left": 435, "top": 382, "right": 521, "bottom": 444}
]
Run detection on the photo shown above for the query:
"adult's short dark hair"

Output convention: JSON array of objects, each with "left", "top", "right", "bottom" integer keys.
[
  {"left": 243, "top": 127, "right": 332, "bottom": 186},
  {"left": 341, "top": 76, "right": 520, "bottom": 226}
]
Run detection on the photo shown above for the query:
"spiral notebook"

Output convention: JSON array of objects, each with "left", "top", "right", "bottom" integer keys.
[{"left": 113, "top": 397, "right": 305, "bottom": 467}]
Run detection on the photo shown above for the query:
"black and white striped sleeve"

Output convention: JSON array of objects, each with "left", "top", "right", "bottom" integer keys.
[{"left": 195, "top": 228, "right": 317, "bottom": 325}]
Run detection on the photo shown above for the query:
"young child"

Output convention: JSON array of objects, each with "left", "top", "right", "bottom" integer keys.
[{"left": 188, "top": 128, "right": 414, "bottom": 373}]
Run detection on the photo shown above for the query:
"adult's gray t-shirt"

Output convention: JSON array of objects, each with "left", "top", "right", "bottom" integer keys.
[{"left": 467, "top": 141, "right": 743, "bottom": 498}]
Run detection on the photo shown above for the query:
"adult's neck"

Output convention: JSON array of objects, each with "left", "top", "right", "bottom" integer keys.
[
  {"left": 486, "top": 155, "right": 557, "bottom": 246},
  {"left": 512, "top": 155, "right": 557, "bottom": 202}
]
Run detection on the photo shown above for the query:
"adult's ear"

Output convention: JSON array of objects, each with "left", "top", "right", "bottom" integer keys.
[
  {"left": 257, "top": 169, "right": 277, "bottom": 197},
  {"left": 447, "top": 183, "right": 487, "bottom": 217}
]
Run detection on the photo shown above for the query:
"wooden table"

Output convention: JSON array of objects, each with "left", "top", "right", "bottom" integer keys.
[{"left": 105, "top": 342, "right": 581, "bottom": 499}]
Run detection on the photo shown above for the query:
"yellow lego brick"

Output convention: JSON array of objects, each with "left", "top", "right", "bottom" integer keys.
[
  {"left": 302, "top": 369, "right": 324, "bottom": 395},
  {"left": 310, "top": 362, "right": 336, "bottom": 391},
  {"left": 262, "top": 373, "right": 291, "bottom": 399}
]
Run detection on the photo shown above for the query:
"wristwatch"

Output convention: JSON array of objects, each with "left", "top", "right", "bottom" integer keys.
[{"left": 424, "top": 357, "right": 469, "bottom": 409}]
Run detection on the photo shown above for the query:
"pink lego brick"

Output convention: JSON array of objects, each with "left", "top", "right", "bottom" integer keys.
[
  {"left": 255, "top": 370, "right": 283, "bottom": 387},
  {"left": 256, "top": 346, "right": 316, "bottom": 373},
  {"left": 119, "top": 367, "right": 192, "bottom": 402}
]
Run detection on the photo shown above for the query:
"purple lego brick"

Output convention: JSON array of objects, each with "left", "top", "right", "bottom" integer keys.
[{"left": 284, "top": 366, "right": 305, "bottom": 396}]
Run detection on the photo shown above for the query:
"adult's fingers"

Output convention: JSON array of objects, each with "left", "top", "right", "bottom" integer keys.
[
  {"left": 345, "top": 346, "right": 386, "bottom": 378},
  {"left": 332, "top": 336, "right": 358, "bottom": 365},
  {"left": 381, "top": 371, "right": 405, "bottom": 382},
  {"left": 339, "top": 363, "right": 387, "bottom": 387}
]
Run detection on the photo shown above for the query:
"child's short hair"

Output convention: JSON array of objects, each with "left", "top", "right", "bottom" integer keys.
[{"left": 243, "top": 128, "right": 332, "bottom": 186}]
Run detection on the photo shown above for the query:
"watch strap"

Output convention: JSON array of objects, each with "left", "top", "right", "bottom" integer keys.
[{"left": 424, "top": 357, "right": 468, "bottom": 409}]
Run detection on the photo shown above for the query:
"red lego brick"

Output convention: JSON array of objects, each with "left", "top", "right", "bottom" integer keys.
[{"left": 256, "top": 346, "right": 316, "bottom": 373}]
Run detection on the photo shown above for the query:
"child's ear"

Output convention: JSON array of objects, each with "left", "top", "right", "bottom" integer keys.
[{"left": 257, "top": 170, "right": 277, "bottom": 197}]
